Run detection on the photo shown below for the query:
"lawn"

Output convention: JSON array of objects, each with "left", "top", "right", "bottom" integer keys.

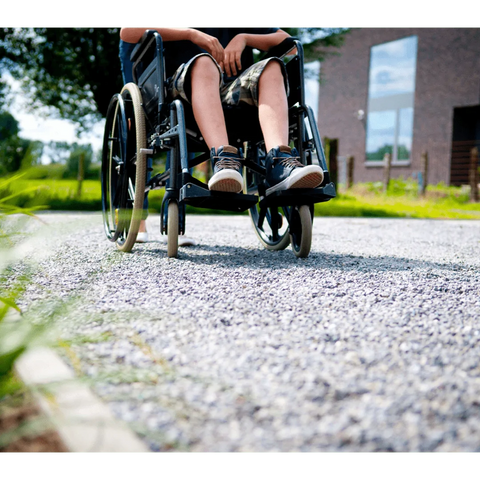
[
  {"left": 2, "top": 174, "right": 480, "bottom": 220},
  {"left": 315, "top": 181, "right": 480, "bottom": 220}
]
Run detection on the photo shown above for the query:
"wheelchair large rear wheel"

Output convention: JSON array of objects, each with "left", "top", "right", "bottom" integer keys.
[{"left": 101, "top": 83, "right": 147, "bottom": 252}]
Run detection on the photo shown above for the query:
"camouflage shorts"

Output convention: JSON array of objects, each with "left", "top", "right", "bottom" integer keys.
[{"left": 170, "top": 53, "right": 289, "bottom": 107}]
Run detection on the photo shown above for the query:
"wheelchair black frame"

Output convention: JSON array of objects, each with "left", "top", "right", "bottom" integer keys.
[{"left": 107, "top": 30, "right": 336, "bottom": 253}]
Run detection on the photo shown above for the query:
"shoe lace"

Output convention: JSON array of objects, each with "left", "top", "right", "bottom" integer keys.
[
  {"left": 213, "top": 157, "right": 242, "bottom": 171},
  {"left": 275, "top": 155, "right": 303, "bottom": 168}
]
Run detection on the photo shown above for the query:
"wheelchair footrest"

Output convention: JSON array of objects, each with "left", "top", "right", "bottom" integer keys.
[
  {"left": 180, "top": 183, "right": 258, "bottom": 212},
  {"left": 259, "top": 182, "right": 336, "bottom": 209}
]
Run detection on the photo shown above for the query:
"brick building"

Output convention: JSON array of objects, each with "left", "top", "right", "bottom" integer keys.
[{"left": 316, "top": 28, "right": 480, "bottom": 185}]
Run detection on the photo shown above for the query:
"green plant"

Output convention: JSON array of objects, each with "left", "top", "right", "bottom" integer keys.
[
  {"left": 0, "top": 175, "right": 49, "bottom": 398},
  {"left": 0, "top": 274, "right": 40, "bottom": 398}
]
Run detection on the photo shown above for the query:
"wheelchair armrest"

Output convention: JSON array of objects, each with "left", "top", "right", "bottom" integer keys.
[{"left": 262, "top": 37, "right": 299, "bottom": 60}]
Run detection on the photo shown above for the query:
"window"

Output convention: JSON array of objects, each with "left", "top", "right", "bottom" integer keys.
[{"left": 365, "top": 36, "right": 417, "bottom": 165}]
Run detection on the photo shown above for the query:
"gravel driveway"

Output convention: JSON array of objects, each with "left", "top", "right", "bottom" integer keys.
[{"left": 11, "top": 212, "right": 480, "bottom": 451}]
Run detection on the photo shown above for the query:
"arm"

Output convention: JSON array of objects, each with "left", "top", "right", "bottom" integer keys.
[
  {"left": 241, "top": 29, "right": 291, "bottom": 52},
  {"left": 223, "top": 29, "right": 290, "bottom": 77},
  {"left": 120, "top": 28, "right": 225, "bottom": 65},
  {"left": 120, "top": 28, "right": 194, "bottom": 43}
]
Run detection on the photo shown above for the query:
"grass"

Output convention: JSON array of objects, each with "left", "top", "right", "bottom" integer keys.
[
  {"left": 1, "top": 172, "right": 480, "bottom": 220},
  {"left": 317, "top": 180, "right": 480, "bottom": 220},
  {"left": 0, "top": 177, "right": 102, "bottom": 211}
]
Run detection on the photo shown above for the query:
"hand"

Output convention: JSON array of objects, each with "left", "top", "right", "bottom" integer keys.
[
  {"left": 189, "top": 29, "right": 225, "bottom": 68},
  {"left": 223, "top": 34, "right": 247, "bottom": 77}
]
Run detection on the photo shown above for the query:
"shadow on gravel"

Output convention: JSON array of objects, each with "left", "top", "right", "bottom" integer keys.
[{"left": 139, "top": 243, "right": 469, "bottom": 275}]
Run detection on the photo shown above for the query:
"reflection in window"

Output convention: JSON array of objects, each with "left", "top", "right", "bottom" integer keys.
[
  {"left": 365, "top": 36, "right": 417, "bottom": 163},
  {"left": 366, "top": 110, "right": 395, "bottom": 160},
  {"left": 398, "top": 107, "right": 414, "bottom": 160}
]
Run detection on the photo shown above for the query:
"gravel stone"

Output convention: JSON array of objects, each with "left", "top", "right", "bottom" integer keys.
[{"left": 10, "top": 212, "right": 480, "bottom": 452}]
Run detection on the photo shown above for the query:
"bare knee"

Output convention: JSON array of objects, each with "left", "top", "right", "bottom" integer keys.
[
  {"left": 190, "top": 55, "right": 221, "bottom": 83},
  {"left": 259, "top": 60, "right": 285, "bottom": 87}
]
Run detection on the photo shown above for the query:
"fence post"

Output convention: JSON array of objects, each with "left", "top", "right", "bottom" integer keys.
[
  {"left": 346, "top": 155, "right": 354, "bottom": 189},
  {"left": 76, "top": 152, "right": 84, "bottom": 199},
  {"left": 383, "top": 152, "right": 391, "bottom": 193},
  {"left": 420, "top": 150, "right": 429, "bottom": 196},
  {"left": 470, "top": 147, "right": 479, "bottom": 203},
  {"left": 326, "top": 138, "right": 338, "bottom": 186}
]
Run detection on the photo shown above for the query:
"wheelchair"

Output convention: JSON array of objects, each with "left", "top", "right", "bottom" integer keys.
[{"left": 101, "top": 31, "right": 336, "bottom": 258}]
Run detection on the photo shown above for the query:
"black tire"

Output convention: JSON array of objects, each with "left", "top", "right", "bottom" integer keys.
[
  {"left": 167, "top": 200, "right": 179, "bottom": 258},
  {"left": 289, "top": 205, "right": 312, "bottom": 258}
]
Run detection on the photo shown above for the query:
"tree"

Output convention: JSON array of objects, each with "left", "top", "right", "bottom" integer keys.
[
  {"left": 0, "top": 136, "right": 32, "bottom": 175},
  {"left": 0, "top": 79, "right": 8, "bottom": 111},
  {"left": 280, "top": 25, "right": 351, "bottom": 61},
  {"left": 0, "top": 111, "right": 22, "bottom": 174},
  {"left": 0, "top": 111, "right": 19, "bottom": 141},
  {"left": 0, "top": 28, "right": 123, "bottom": 131},
  {"left": 0, "top": 28, "right": 349, "bottom": 131}
]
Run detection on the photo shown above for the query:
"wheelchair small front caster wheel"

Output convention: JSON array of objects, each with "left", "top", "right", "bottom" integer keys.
[
  {"left": 289, "top": 205, "right": 312, "bottom": 258},
  {"left": 167, "top": 200, "right": 179, "bottom": 258}
]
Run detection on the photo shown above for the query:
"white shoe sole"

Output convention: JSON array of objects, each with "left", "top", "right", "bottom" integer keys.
[
  {"left": 266, "top": 165, "right": 324, "bottom": 196},
  {"left": 136, "top": 231, "right": 149, "bottom": 243},
  {"left": 178, "top": 236, "right": 197, "bottom": 247},
  {"left": 208, "top": 170, "right": 244, "bottom": 193}
]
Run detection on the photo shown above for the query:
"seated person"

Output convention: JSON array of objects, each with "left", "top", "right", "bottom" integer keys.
[{"left": 119, "top": 28, "right": 324, "bottom": 196}]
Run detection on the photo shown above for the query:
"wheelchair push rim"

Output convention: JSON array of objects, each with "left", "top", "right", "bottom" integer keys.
[
  {"left": 101, "top": 83, "right": 147, "bottom": 252},
  {"left": 101, "top": 93, "right": 125, "bottom": 243}
]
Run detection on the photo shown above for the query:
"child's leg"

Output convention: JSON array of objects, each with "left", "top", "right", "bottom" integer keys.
[
  {"left": 255, "top": 59, "right": 324, "bottom": 194},
  {"left": 184, "top": 54, "right": 243, "bottom": 192},
  {"left": 257, "top": 60, "right": 289, "bottom": 152},
  {"left": 190, "top": 55, "right": 229, "bottom": 150}
]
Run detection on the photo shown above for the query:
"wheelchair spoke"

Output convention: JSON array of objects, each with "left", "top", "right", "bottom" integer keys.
[
  {"left": 128, "top": 177, "right": 135, "bottom": 201},
  {"left": 112, "top": 154, "right": 123, "bottom": 166}
]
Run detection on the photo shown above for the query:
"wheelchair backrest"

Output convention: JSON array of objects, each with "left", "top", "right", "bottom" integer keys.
[{"left": 131, "top": 31, "right": 166, "bottom": 123}]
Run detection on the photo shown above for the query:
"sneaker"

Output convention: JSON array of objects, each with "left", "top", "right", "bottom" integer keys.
[
  {"left": 136, "top": 231, "right": 149, "bottom": 243},
  {"left": 136, "top": 219, "right": 148, "bottom": 243},
  {"left": 208, "top": 145, "right": 244, "bottom": 193},
  {"left": 265, "top": 145, "right": 324, "bottom": 196}
]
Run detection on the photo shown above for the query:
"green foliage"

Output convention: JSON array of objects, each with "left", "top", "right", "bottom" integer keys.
[
  {"left": 0, "top": 177, "right": 50, "bottom": 400},
  {"left": 283, "top": 28, "right": 350, "bottom": 62},
  {"left": 0, "top": 111, "right": 19, "bottom": 140},
  {"left": 0, "top": 112, "right": 44, "bottom": 175},
  {"left": 366, "top": 144, "right": 393, "bottom": 161},
  {"left": 0, "top": 80, "right": 8, "bottom": 110},
  {"left": 0, "top": 27, "right": 347, "bottom": 131},
  {"left": 320, "top": 178, "right": 480, "bottom": 220},
  {"left": 0, "top": 28, "right": 123, "bottom": 130},
  {"left": 3, "top": 141, "right": 41, "bottom": 178},
  {"left": 65, "top": 144, "right": 93, "bottom": 179}
]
